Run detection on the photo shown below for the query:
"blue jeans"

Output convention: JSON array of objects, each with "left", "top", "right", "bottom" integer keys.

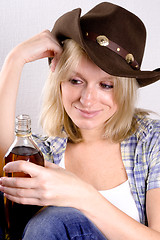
[
  {"left": 0, "top": 192, "right": 107, "bottom": 240},
  {"left": 23, "top": 206, "right": 107, "bottom": 240}
]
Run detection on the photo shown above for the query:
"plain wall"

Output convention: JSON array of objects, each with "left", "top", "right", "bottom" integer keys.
[{"left": 0, "top": 0, "right": 160, "bottom": 134}]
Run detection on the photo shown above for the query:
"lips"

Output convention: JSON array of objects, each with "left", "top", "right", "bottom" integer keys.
[{"left": 75, "top": 107, "right": 101, "bottom": 118}]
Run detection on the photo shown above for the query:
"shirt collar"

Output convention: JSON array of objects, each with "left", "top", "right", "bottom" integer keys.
[
  {"left": 134, "top": 114, "right": 153, "bottom": 142},
  {"left": 45, "top": 136, "right": 68, "bottom": 164}
]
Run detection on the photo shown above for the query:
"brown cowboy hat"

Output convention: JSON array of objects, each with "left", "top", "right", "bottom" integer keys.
[{"left": 50, "top": 2, "right": 160, "bottom": 87}]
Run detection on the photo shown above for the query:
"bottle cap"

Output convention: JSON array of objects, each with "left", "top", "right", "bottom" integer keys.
[{"left": 15, "top": 114, "right": 31, "bottom": 136}]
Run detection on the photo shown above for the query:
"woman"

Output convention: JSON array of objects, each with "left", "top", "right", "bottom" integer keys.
[{"left": 0, "top": 2, "right": 160, "bottom": 239}]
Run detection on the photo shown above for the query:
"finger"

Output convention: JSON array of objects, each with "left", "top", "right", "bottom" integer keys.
[
  {"left": 50, "top": 51, "right": 62, "bottom": 72},
  {"left": 40, "top": 30, "right": 62, "bottom": 60},
  {"left": 0, "top": 185, "right": 40, "bottom": 199},
  {"left": 50, "top": 58, "right": 56, "bottom": 72},
  {"left": 3, "top": 160, "right": 44, "bottom": 178},
  {"left": 37, "top": 50, "right": 54, "bottom": 59},
  {"left": 50, "top": 41, "right": 63, "bottom": 72},
  {"left": 0, "top": 176, "right": 36, "bottom": 189},
  {"left": 44, "top": 160, "right": 60, "bottom": 169},
  {"left": 20, "top": 30, "right": 62, "bottom": 63},
  {"left": 4, "top": 193, "right": 42, "bottom": 206}
]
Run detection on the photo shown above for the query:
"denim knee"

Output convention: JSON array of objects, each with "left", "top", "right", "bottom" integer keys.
[{"left": 23, "top": 206, "right": 107, "bottom": 240}]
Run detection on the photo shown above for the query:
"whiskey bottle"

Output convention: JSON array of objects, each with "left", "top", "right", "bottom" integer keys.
[{"left": 4, "top": 114, "right": 44, "bottom": 240}]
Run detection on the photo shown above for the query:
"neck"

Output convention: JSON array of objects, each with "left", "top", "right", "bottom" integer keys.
[{"left": 80, "top": 127, "right": 107, "bottom": 144}]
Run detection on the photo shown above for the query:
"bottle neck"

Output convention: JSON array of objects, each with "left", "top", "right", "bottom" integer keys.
[
  {"left": 15, "top": 114, "right": 31, "bottom": 137},
  {"left": 15, "top": 132, "right": 32, "bottom": 138}
]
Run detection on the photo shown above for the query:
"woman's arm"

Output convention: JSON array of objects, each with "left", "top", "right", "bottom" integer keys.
[
  {"left": 81, "top": 188, "right": 160, "bottom": 240},
  {"left": 1, "top": 160, "right": 160, "bottom": 240},
  {"left": 0, "top": 30, "right": 62, "bottom": 161},
  {"left": 0, "top": 50, "right": 24, "bottom": 159}
]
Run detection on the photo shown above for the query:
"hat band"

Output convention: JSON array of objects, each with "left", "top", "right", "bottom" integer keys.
[{"left": 85, "top": 32, "right": 140, "bottom": 70}]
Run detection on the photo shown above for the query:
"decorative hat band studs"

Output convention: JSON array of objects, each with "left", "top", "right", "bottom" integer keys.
[{"left": 85, "top": 32, "right": 139, "bottom": 70}]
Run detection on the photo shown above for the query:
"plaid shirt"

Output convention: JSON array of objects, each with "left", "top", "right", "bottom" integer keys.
[{"left": 33, "top": 115, "right": 160, "bottom": 225}]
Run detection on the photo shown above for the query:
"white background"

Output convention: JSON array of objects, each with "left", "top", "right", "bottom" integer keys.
[{"left": 0, "top": 0, "right": 160, "bottom": 134}]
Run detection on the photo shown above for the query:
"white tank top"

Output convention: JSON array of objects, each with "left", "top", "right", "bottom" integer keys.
[{"left": 59, "top": 154, "right": 140, "bottom": 222}]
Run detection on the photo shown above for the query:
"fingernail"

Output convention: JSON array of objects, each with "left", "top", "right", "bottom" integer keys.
[{"left": 3, "top": 166, "right": 7, "bottom": 172}]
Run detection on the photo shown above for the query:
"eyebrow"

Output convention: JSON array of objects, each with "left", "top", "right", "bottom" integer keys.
[
  {"left": 71, "top": 71, "right": 84, "bottom": 79},
  {"left": 71, "top": 71, "right": 114, "bottom": 82}
]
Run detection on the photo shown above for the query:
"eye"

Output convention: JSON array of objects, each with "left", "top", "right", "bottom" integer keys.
[
  {"left": 100, "top": 82, "right": 113, "bottom": 89},
  {"left": 69, "top": 79, "right": 83, "bottom": 85}
]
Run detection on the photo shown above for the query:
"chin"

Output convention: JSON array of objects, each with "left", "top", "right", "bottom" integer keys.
[
  {"left": 75, "top": 121, "right": 101, "bottom": 130},
  {"left": 71, "top": 116, "right": 105, "bottom": 131}
]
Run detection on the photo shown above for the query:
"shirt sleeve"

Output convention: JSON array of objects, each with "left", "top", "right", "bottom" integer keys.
[
  {"left": 32, "top": 134, "right": 54, "bottom": 163},
  {"left": 147, "top": 128, "right": 160, "bottom": 191}
]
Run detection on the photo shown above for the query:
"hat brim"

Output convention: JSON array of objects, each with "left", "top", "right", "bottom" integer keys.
[{"left": 51, "top": 8, "right": 160, "bottom": 87}]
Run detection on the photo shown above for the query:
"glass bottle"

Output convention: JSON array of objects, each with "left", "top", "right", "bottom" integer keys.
[{"left": 4, "top": 114, "right": 44, "bottom": 240}]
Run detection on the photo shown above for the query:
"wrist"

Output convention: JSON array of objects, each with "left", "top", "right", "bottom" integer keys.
[
  {"left": 5, "top": 45, "right": 26, "bottom": 69},
  {"left": 75, "top": 182, "right": 102, "bottom": 216},
  {"left": 0, "top": 50, "right": 25, "bottom": 81}
]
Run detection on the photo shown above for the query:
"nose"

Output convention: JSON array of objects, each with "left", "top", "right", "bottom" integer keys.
[{"left": 80, "top": 85, "right": 97, "bottom": 107}]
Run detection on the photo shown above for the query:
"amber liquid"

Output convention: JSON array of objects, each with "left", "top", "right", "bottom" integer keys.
[{"left": 4, "top": 146, "right": 44, "bottom": 240}]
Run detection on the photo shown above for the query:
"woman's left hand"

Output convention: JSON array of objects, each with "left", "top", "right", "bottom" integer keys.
[{"left": 0, "top": 160, "right": 94, "bottom": 208}]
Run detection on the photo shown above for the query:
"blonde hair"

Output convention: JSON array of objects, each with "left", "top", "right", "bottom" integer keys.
[{"left": 40, "top": 39, "right": 144, "bottom": 143}]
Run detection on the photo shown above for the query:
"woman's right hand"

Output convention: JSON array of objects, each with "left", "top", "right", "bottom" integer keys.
[{"left": 9, "top": 30, "right": 63, "bottom": 69}]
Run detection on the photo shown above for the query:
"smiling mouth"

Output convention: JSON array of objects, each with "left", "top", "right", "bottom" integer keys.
[{"left": 75, "top": 107, "right": 101, "bottom": 118}]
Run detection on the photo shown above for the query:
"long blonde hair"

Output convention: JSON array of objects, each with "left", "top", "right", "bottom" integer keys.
[{"left": 40, "top": 39, "right": 144, "bottom": 143}]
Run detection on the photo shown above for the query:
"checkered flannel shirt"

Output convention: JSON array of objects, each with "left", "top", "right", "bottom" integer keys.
[{"left": 32, "top": 115, "right": 160, "bottom": 225}]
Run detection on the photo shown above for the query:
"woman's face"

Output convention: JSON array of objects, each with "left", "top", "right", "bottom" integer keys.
[{"left": 61, "top": 56, "right": 118, "bottom": 132}]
